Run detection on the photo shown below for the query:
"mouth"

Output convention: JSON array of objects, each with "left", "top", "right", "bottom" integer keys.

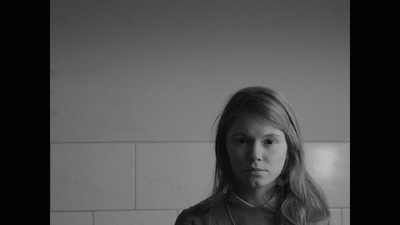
[{"left": 245, "top": 168, "right": 267, "bottom": 172}]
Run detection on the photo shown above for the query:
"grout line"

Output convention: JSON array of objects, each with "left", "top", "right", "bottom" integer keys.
[
  {"left": 134, "top": 143, "right": 137, "bottom": 210},
  {"left": 50, "top": 209, "right": 185, "bottom": 212},
  {"left": 50, "top": 140, "right": 213, "bottom": 144},
  {"left": 50, "top": 140, "right": 350, "bottom": 144},
  {"left": 341, "top": 208, "right": 343, "bottom": 225},
  {"left": 92, "top": 211, "right": 94, "bottom": 225}
]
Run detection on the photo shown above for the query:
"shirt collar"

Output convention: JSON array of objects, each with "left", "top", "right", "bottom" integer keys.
[{"left": 228, "top": 191, "right": 277, "bottom": 209}]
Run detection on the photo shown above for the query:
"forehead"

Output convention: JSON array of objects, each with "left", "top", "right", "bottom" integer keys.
[{"left": 227, "top": 115, "right": 283, "bottom": 137}]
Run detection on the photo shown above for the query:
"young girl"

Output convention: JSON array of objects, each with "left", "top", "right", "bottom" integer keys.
[{"left": 175, "top": 86, "right": 335, "bottom": 225}]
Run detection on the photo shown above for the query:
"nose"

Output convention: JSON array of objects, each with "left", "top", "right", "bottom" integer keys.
[{"left": 248, "top": 141, "right": 263, "bottom": 162}]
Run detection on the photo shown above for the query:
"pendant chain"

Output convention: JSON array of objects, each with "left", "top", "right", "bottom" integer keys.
[{"left": 225, "top": 202, "right": 236, "bottom": 225}]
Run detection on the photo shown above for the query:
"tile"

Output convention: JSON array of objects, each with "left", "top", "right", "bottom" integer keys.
[
  {"left": 95, "top": 210, "right": 177, "bottom": 225},
  {"left": 342, "top": 208, "right": 350, "bottom": 225},
  {"left": 50, "top": 212, "right": 92, "bottom": 225},
  {"left": 51, "top": 143, "right": 135, "bottom": 211},
  {"left": 136, "top": 142, "right": 215, "bottom": 209},
  {"left": 303, "top": 142, "right": 350, "bottom": 208},
  {"left": 329, "top": 209, "right": 342, "bottom": 225}
]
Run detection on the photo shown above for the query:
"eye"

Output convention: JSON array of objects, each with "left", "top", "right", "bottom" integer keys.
[
  {"left": 264, "top": 139, "right": 277, "bottom": 145},
  {"left": 236, "top": 137, "right": 247, "bottom": 144}
]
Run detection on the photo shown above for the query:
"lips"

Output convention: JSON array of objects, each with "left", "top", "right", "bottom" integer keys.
[{"left": 245, "top": 168, "right": 267, "bottom": 172}]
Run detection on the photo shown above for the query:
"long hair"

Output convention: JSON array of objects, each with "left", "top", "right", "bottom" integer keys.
[{"left": 202, "top": 86, "right": 330, "bottom": 225}]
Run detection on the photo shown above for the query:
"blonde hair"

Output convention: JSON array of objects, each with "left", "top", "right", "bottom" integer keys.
[{"left": 203, "top": 86, "right": 330, "bottom": 225}]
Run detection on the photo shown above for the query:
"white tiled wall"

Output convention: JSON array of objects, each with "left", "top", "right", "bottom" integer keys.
[
  {"left": 50, "top": 142, "right": 350, "bottom": 225},
  {"left": 329, "top": 209, "right": 342, "bottom": 225},
  {"left": 343, "top": 208, "right": 350, "bottom": 225},
  {"left": 50, "top": 143, "right": 135, "bottom": 211},
  {"left": 50, "top": 212, "right": 92, "bottom": 225},
  {"left": 304, "top": 142, "right": 350, "bottom": 208},
  {"left": 94, "top": 210, "right": 177, "bottom": 225},
  {"left": 136, "top": 142, "right": 215, "bottom": 209}
]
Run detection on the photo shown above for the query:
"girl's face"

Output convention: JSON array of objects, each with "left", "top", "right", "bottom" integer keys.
[{"left": 226, "top": 116, "right": 288, "bottom": 190}]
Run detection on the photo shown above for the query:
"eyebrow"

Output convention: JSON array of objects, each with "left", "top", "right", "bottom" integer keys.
[
  {"left": 232, "top": 133, "right": 282, "bottom": 138},
  {"left": 263, "top": 133, "right": 281, "bottom": 138}
]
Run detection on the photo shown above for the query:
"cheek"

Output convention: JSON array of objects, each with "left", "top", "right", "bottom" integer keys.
[
  {"left": 227, "top": 149, "right": 240, "bottom": 165},
  {"left": 274, "top": 149, "right": 288, "bottom": 170},
  {"left": 267, "top": 146, "right": 287, "bottom": 166},
  {"left": 226, "top": 147, "right": 245, "bottom": 171},
  {"left": 276, "top": 142, "right": 288, "bottom": 159}
]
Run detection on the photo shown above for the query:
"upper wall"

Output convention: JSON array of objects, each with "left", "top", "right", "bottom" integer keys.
[{"left": 50, "top": 0, "right": 350, "bottom": 142}]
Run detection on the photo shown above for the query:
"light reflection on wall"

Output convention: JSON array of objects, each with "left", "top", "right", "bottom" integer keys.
[
  {"left": 305, "top": 144, "right": 339, "bottom": 180},
  {"left": 303, "top": 142, "right": 350, "bottom": 207},
  {"left": 304, "top": 142, "right": 350, "bottom": 207}
]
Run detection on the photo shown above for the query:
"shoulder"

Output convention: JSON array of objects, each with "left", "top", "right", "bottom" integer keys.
[
  {"left": 175, "top": 198, "right": 227, "bottom": 225},
  {"left": 311, "top": 216, "right": 338, "bottom": 225},
  {"left": 175, "top": 208, "right": 192, "bottom": 225},
  {"left": 174, "top": 202, "right": 209, "bottom": 225}
]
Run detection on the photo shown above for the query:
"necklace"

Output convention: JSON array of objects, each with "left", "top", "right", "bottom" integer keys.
[
  {"left": 225, "top": 202, "right": 236, "bottom": 225},
  {"left": 232, "top": 192, "right": 256, "bottom": 207}
]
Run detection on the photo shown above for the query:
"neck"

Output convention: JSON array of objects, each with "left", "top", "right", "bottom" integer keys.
[{"left": 233, "top": 181, "right": 276, "bottom": 207}]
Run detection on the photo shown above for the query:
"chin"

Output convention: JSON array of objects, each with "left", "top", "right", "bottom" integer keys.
[
  {"left": 235, "top": 174, "right": 278, "bottom": 189},
  {"left": 246, "top": 179, "right": 274, "bottom": 188}
]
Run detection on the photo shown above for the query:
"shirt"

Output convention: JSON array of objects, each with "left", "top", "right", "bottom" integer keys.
[{"left": 174, "top": 192, "right": 337, "bottom": 225}]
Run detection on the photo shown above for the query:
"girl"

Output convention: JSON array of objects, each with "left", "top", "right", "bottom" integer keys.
[{"left": 175, "top": 86, "right": 334, "bottom": 225}]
